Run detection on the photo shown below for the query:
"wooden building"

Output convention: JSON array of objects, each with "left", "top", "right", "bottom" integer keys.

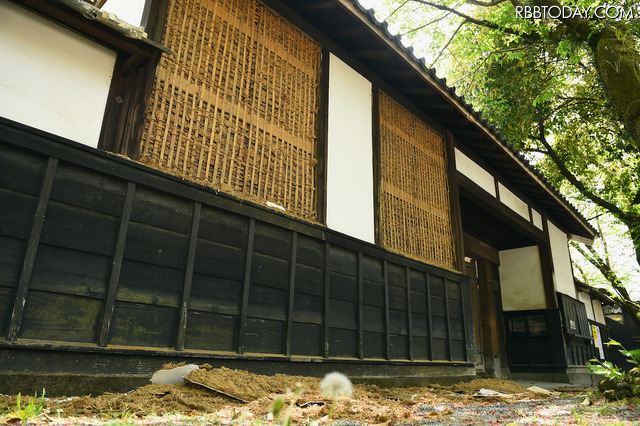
[{"left": 0, "top": 0, "right": 603, "bottom": 393}]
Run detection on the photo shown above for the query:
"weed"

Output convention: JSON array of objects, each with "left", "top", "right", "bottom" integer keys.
[
  {"left": 5, "top": 389, "right": 46, "bottom": 422},
  {"left": 587, "top": 339, "right": 640, "bottom": 400}
]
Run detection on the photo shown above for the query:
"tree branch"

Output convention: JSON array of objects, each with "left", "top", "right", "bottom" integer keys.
[
  {"left": 408, "top": 0, "right": 534, "bottom": 38},
  {"left": 536, "top": 119, "right": 630, "bottom": 220},
  {"left": 431, "top": 19, "right": 466, "bottom": 67},
  {"left": 383, "top": 0, "right": 409, "bottom": 22},
  {"left": 465, "top": 0, "right": 508, "bottom": 5},
  {"left": 401, "top": 11, "right": 453, "bottom": 36}
]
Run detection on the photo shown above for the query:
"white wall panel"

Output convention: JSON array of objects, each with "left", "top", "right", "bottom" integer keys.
[
  {"left": 326, "top": 54, "right": 375, "bottom": 243},
  {"left": 498, "top": 183, "right": 529, "bottom": 221},
  {"left": 531, "top": 209, "right": 543, "bottom": 230},
  {"left": 102, "top": 0, "right": 148, "bottom": 27},
  {"left": 499, "top": 246, "right": 547, "bottom": 311},
  {"left": 0, "top": 2, "right": 116, "bottom": 148},
  {"left": 578, "top": 291, "right": 595, "bottom": 321},
  {"left": 454, "top": 148, "right": 496, "bottom": 196},
  {"left": 548, "top": 220, "right": 576, "bottom": 297},
  {"left": 592, "top": 300, "right": 606, "bottom": 324}
]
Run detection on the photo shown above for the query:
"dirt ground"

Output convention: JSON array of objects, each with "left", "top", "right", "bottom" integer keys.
[{"left": 1, "top": 364, "right": 639, "bottom": 425}]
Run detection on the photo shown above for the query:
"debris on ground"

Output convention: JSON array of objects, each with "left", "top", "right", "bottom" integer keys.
[{"left": 1, "top": 366, "right": 639, "bottom": 424}]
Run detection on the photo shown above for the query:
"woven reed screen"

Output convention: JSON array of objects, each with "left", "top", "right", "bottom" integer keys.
[
  {"left": 378, "top": 92, "right": 457, "bottom": 270},
  {"left": 140, "top": 0, "right": 321, "bottom": 220}
]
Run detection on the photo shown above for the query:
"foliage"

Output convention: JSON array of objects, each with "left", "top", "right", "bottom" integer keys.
[
  {"left": 363, "top": 0, "right": 640, "bottom": 307},
  {"left": 588, "top": 340, "right": 640, "bottom": 399},
  {"left": 4, "top": 390, "right": 46, "bottom": 422},
  {"left": 270, "top": 381, "right": 305, "bottom": 426}
]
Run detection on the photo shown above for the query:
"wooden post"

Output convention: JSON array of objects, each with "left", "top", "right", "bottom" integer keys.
[
  {"left": 445, "top": 133, "right": 465, "bottom": 272},
  {"left": 425, "top": 272, "right": 433, "bottom": 360},
  {"left": 357, "top": 253, "right": 364, "bottom": 359},
  {"left": 237, "top": 218, "right": 256, "bottom": 354},
  {"left": 405, "top": 266, "right": 413, "bottom": 361},
  {"left": 383, "top": 260, "right": 390, "bottom": 360},
  {"left": 176, "top": 201, "right": 201, "bottom": 351},
  {"left": 443, "top": 279, "right": 453, "bottom": 361},
  {"left": 6, "top": 157, "right": 58, "bottom": 341},
  {"left": 98, "top": 181, "right": 136, "bottom": 347},
  {"left": 323, "top": 242, "right": 330, "bottom": 358},
  {"left": 285, "top": 231, "right": 298, "bottom": 357},
  {"left": 315, "top": 47, "right": 330, "bottom": 224}
]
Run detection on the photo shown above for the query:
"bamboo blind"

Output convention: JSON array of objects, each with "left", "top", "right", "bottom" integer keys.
[
  {"left": 378, "top": 92, "right": 456, "bottom": 270},
  {"left": 140, "top": 0, "right": 321, "bottom": 220}
]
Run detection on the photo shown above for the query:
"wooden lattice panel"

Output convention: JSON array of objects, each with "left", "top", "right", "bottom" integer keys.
[
  {"left": 141, "top": 0, "right": 321, "bottom": 220},
  {"left": 378, "top": 92, "right": 456, "bottom": 269}
]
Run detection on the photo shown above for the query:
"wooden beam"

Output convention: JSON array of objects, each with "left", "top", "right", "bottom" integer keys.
[
  {"left": 6, "top": 157, "right": 58, "bottom": 341},
  {"left": 293, "top": 1, "right": 335, "bottom": 14},
  {"left": 176, "top": 201, "right": 201, "bottom": 351},
  {"left": 98, "top": 181, "right": 136, "bottom": 347},
  {"left": 355, "top": 49, "right": 394, "bottom": 61}
]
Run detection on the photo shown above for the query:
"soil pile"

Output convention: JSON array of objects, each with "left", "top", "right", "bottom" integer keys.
[{"left": 3, "top": 365, "right": 623, "bottom": 424}]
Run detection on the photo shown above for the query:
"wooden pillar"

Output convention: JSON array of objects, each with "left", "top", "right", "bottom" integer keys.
[{"left": 445, "top": 132, "right": 465, "bottom": 272}]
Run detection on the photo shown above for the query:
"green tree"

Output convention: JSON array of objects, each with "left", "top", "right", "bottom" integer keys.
[{"left": 363, "top": 0, "right": 640, "bottom": 311}]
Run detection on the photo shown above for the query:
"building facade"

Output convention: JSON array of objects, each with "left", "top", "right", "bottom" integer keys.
[{"left": 0, "top": 0, "right": 605, "bottom": 393}]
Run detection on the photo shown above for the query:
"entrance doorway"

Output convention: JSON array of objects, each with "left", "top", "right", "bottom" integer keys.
[{"left": 466, "top": 253, "right": 509, "bottom": 378}]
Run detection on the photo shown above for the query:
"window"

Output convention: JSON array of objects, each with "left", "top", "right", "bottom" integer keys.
[{"left": 140, "top": 0, "right": 321, "bottom": 220}]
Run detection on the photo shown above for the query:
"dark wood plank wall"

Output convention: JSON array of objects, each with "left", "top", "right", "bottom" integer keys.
[{"left": 0, "top": 119, "right": 473, "bottom": 366}]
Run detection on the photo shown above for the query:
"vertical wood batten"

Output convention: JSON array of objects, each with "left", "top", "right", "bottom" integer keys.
[
  {"left": 371, "top": 87, "right": 381, "bottom": 245},
  {"left": 237, "top": 218, "right": 256, "bottom": 354},
  {"left": 285, "top": 231, "right": 298, "bottom": 357},
  {"left": 316, "top": 47, "right": 330, "bottom": 225},
  {"left": 383, "top": 260, "right": 390, "bottom": 360},
  {"left": 443, "top": 279, "right": 453, "bottom": 361},
  {"left": 405, "top": 266, "right": 413, "bottom": 361},
  {"left": 426, "top": 273, "right": 433, "bottom": 360},
  {"left": 357, "top": 252, "right": 364, "bottom": 359},
  {"left": 6, "top": 157, "right": 58, "bottom": 341},
  {"left": 445, "top": 133, "right": 465, "bottom": 272},
  {"left": 98, "top": 181, "right": 136, "bottom": 347},
  {"left": 323, "top": 242, "right": 330, "bottom": 358},
  {"left": 459, "top": 278, "right": 474, "bottom": 363},
  {"left": 176, "top": 201, "right": 202, "bottom": 351}
]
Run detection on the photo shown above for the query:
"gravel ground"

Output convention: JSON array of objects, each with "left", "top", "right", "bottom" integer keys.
[{"left": 408, "top": 395, "right": 640, "bottom": 425}]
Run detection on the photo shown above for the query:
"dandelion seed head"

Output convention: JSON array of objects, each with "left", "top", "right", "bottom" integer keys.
[{"left": 320, "top": 372, "right": 353, "bottom": 398}]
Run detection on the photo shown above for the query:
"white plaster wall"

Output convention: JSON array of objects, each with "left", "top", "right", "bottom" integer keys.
[
  {"left": 578, "top": 291, "right": 595, "bottom": 321},
  {"left": 102, "top": 0, "right": 147, "bottom": 27},
  {"left": 531, "top": 209, "right": 543, "bottom": 230},
  {"left": 548, "top": 220, "right": 576, "bottom": 297},
  {"left": 326, "top": 54, "right": 375, "bottom": 243},
  {"left": 499, "top": 246, "right": 548, "bottom": 311},
  {"left": 498, "top": 183, "right": 530, "bottom": 221},
  {"left": 454, "top": 149, "right": 496, "bottom": 196},
  {"left": 593, "top": 300, "right": 606, "bottom": 324},
  {"left": 0, "top": 2, "right": 116, "bottom": 148}
]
